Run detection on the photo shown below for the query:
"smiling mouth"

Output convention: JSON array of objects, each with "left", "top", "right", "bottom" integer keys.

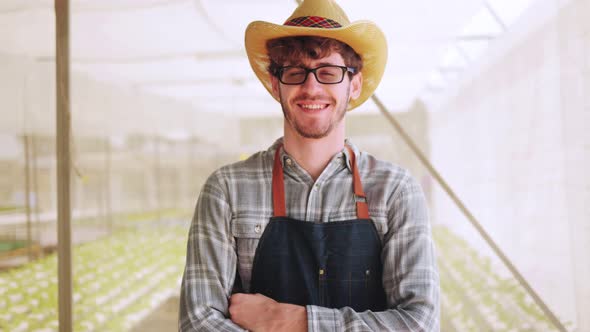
[{"left": 298, "top": 103, "right": 329, "bottom": 111}]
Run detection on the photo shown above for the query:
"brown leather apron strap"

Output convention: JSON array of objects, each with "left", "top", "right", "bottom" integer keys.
[
  {"left": 272, "top": 144, "right": 370, "bottom": 219},
  {"left": 272, "top": 144, "right": 287, "bottom": 217},
  {"left": 346, "top": 145, "right": 370, "bottom": 219}
]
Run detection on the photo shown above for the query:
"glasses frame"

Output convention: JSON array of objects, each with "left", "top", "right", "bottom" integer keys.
[{"left": 276, "top": 65, "right": 357, "bottom": 85}]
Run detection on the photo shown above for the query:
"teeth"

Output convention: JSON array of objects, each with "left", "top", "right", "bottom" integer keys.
[{"left": 300, "top": 104, "right": 326, "bottom": 110}]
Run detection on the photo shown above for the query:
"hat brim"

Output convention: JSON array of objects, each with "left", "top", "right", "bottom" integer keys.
[{"left": 245, "top": 20, "right": 387, "bottom": 111}]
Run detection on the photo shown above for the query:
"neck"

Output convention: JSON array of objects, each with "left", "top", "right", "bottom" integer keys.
[{"left": 283, "top": 123, "right": 345, "bottom": 181}]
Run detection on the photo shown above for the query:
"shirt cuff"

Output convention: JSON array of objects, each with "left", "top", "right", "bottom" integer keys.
[{"left": 306, "top": 305, "right": 341, "bottom": 332}]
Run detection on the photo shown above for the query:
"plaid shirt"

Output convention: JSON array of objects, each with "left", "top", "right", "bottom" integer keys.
[{"left": 179, "top": 138, "right": 439, "bottom": 331}]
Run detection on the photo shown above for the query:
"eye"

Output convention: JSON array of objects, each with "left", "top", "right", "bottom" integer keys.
[
  {"left": 287, "top": 72, "right": 305, "bottom": 78},
  {"left": 317, "top": 67, "right": 340, "bottom": 80},
  {"left": 283, "top": 68, "right": 305, "bottom": 78},
  {"left": 318, "top": 70, "right": 336, "bottom": 77}
]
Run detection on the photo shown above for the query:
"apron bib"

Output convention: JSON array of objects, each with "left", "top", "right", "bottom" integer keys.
[{"left": 249, "top": 145, "right": 387, "bottom": 311}]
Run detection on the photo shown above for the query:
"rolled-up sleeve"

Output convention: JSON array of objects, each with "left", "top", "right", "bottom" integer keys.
[
  {"left": 306, "top": 174, "right": 440, "bottom": 332},
  {"left": 178, "top": 172, "right": 245, "bottom": 332}
]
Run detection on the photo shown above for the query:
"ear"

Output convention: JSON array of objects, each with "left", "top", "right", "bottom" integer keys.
[
  {"left": 349, "top": 72, "right": 363, "bottom": 101},
  {"left": 270, "top": 75, "right": 280, "bottom": 100}
]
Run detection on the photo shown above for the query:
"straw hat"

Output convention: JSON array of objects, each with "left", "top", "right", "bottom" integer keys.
[{"left": 245, "top": 0, "right": 387, "bottom": 110}]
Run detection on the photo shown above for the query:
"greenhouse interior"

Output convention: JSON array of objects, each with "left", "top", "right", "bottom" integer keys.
[{"left": 0, "top": 0, "right": 588, "bottom": 331}]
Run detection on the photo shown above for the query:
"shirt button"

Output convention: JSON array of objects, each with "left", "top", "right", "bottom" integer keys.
[
  {"left": 254, "top": 224, "right": 262, "bottom": 233},
  {"left": 285, "top": 158, "right": 292, "bottom": 166}
]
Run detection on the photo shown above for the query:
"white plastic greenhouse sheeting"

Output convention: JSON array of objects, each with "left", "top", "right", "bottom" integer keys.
[
  {"left": 0, "top": 52, "right": 237, "bottom": 144},
  {"left": 0, "top": 0, "right": 484, "bottom": 121}
]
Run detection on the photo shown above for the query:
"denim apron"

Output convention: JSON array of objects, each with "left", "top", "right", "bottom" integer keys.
[{"left": 249, "top": 144, "right": 387, "bottom": 311}]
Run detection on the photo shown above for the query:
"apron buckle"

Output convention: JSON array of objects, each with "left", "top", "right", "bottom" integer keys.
[{"left": 354, "top": 194, "right": 367, "bottom": 203}]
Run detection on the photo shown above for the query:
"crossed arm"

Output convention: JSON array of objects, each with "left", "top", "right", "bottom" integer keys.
[
  {"left": 178, "top": 172, "right": 439, "bottom": 332},
  {"left": 229, "top": 293, "right": 307, "bottom": 331}
]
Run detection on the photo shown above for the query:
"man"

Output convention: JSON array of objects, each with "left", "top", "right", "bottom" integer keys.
[{"left": 179, "top": 0, "right": 439, "bottom": 331}]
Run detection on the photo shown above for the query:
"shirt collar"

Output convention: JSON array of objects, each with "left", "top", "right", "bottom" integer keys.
[
  {"left": 267, "top": 137, "right": 359, "bottom": 174},
  {"left": 342, "top": 138, "right": 359, "bottom": 173}
]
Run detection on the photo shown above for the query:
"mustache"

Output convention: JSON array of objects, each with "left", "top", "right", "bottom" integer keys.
[{"left": 293, "top": 94, "right": 334, "bottom": 103}]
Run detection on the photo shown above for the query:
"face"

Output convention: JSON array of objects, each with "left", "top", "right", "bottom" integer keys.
[{"left": 271, "top": 52, "right": 362, "bottom": 139}]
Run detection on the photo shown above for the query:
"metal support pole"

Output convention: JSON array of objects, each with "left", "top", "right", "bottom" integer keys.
[
  {"left": 97, "top": 146, "right": 106, "bottom": 228},
  {"left": 189, "top": 136, "right": 195, "bottom": 209},
  {"left": 55, "top": 0, "right": 73, "bottom": 331},
  {"left": 371, "top": 95, "right": 567, "bottom": 332},
  {"left": 105, "top": 138, "right": 113, "bottom": 233},
  {"left": 31, "top": 134, "right": 42, "bottom": 253},
  {"left": 23, "top": 134, "right": 33, "bottom": 261},
  {"left": 155, "top": 135, "right": 162, "bottom": 222}
]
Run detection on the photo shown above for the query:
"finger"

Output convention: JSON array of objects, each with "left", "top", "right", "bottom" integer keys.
[
  {"left": 228, "top": 296, "right": 242, "bottom": 318},
  {"left": 230, "top": 293, "right": 245, "bottom": 304}
]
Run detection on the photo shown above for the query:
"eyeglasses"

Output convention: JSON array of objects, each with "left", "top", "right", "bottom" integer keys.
[{"left": 276, "top": 65, "right": 357, "bottom": 85}]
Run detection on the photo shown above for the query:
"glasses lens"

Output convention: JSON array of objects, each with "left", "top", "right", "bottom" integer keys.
[
  {"left": 279, "top": 66, "right": 346, "bottom": 84},
  {"left": 315, "top": 66, "right": 344, "bottom": 84},
  {"left": 281, "top": 67, "right": 307, "bottom": 84}
]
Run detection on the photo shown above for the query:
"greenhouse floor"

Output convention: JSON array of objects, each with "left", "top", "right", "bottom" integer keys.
[{"left": 132, "top": 296, "right": 179, "bottom": 332}]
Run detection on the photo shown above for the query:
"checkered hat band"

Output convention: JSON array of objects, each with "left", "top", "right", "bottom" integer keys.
[{"left": 284, "top": 16, "right": 342, "bottom": 28}]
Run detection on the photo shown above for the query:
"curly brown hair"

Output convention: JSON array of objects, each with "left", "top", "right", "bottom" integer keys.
[{"left": 266, "top": 36, "right": 363, "bottom": 77}]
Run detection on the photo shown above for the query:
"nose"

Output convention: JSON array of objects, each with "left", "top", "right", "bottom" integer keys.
[{"left": 300, "top": 71, "right": 322, "bottom": 92}]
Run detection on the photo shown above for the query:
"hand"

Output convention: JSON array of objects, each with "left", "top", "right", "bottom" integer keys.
[{"left": 229, "top": 293, "right": 307, "bottom": 332}]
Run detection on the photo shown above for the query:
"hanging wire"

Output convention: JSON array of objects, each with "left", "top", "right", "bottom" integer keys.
[
  {"left": 34, "top": 50, "right": 244, "bottom": 65},
  {"left": 192, "top": 0, "right": 241, "bottom": 48},
  {"left": 136, "top": 76, "right": 254, "bottom": 88},
  {"left": 485, "top": 1, "right": 508, "bottom": 32}
]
